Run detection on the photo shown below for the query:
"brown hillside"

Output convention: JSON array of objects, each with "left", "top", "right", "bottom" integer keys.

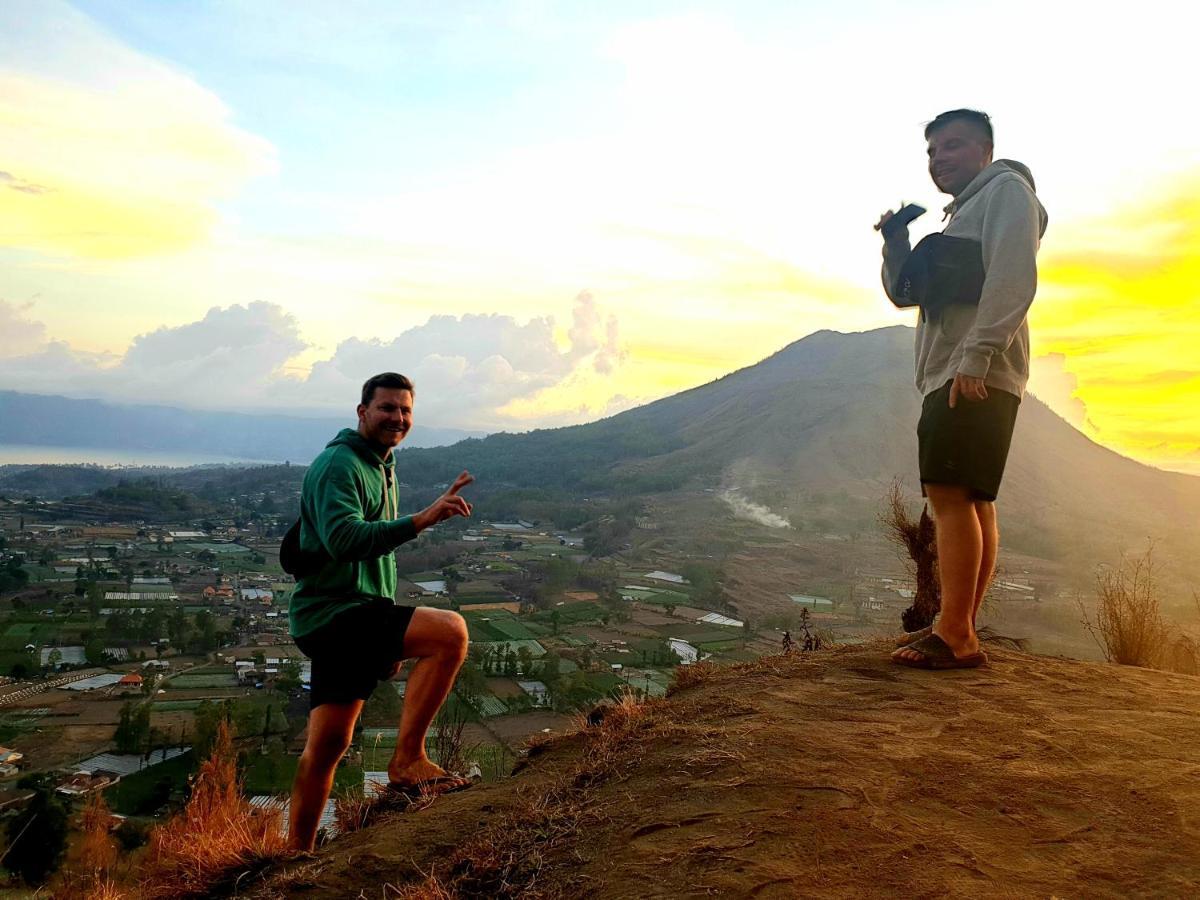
[{"left": 248, "top": 646, "right": 1200, "bottom": 899}]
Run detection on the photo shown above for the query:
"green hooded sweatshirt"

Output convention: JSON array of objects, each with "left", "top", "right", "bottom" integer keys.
[{"left": 288, "top": 428, "right": 418, "bottom": 638}]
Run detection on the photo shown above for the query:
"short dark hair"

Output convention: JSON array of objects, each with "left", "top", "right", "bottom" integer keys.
[
  {"left": 361, "top": 372, "right": 415, "bottom": 406},
  {"left": 925, "top": 109, "right": 993, "bottom": 143}
]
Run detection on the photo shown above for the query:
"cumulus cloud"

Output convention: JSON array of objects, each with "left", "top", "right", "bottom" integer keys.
[
  {"left": 0, "top": 296, "right": 625, "bottom": 429},
  {"left": 568, "top": 290, "right": 625, "bottom": 374},
  {"left": 1028, "top": 353, "right": 1091, "bottom": 432},
  {"left": 300, "top": 297, "right": 626, "bottom": 428},
  {"left": 0, "top": 302, "right": 306, "bottom": 409},
  {"left": 0, "top": 300, "right": 48, "bottom": 358}
]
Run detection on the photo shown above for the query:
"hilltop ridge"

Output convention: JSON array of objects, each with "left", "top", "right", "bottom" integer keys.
[{"left": 249, "top": 644, "right": 1200, "bottom": 899}]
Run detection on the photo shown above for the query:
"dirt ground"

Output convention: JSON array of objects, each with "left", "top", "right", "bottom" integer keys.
[{"left": 247, "top": 642, "right": 1200, "bottom": 899}]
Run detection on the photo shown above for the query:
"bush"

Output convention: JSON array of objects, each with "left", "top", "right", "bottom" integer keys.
[
  {"left": 1079, "top": 547, "right": 1199, "bottom": 674},
  {"left": 141, "top": 720, "right": 288, "bottom": 898}
]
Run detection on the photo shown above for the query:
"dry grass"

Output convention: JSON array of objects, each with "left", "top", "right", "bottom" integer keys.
[
  {"left": 49, "top": 790, "right": 126, "bottom": 900},
  {"left": 391, "top": 690, "right": 668, "bottom": 898},
  {"left": 139, "top": 719, "right": 290, "bottom": 899},
  {"left": 1079, "top": 548, "right": 1200, "bottom": 675},
  {"left": 332, "top": 784, "right": 374, "bottom": 837},
  {"left": 667, "top": 660, "right": 720, "bottom": 694}
]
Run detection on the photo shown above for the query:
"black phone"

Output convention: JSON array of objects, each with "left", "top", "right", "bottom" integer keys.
[{"left": 880, "top": 202, "right": 926, "bottom": 239}]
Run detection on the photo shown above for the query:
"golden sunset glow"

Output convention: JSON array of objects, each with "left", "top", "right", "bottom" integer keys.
[
  {"left": 1, "top": 1, "right": 1197, "bottom": 475},
  {"left": 1033, "top": 178, "right": 1200, "bottom": 474}
]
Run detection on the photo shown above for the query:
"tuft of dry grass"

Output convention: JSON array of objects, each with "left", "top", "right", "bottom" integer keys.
[
  {"left": 139, "top": 718, "right": 289, "bottom": 899},
  {"left": 668, "top": 660, "right": 720, "bottom": 694},
  {"left": 332, "top": 784, "right": 374, "bottom": 837},
  {"left": 49, "top": 790, "right": 126, "bottom": 900},
  {"left": 393, "top": 689, "right": 669, "bottom": 898},
  {"left": 1078, "top": 548, "right": 1200, "bottom": 675}
]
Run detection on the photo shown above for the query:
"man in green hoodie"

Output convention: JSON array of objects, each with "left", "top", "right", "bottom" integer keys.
[
  {"left": 875, "top": 109, "right": 1048, "bottom": 670},
  {"left": 287, "top": 372, "right": 474, "bottom": 851}
]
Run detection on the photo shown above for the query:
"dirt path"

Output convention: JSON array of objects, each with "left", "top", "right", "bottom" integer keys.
[{"left": 248, "top": 644, "right": 1200, "bottom": 898}]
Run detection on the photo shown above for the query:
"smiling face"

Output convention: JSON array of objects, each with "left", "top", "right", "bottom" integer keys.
[
  {"left": 927, "top": 119, "right": 993, "bottom": 197},
  {"left": 357, "top": 387, "right": 414, "bottom": 452}
]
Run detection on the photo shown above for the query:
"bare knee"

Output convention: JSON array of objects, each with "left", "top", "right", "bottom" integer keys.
[
  {"left": 405, "top": 608, "right": 469, "bottom": 662},
  {"left": 442, "top": 612, "right": 469, "bottom": 661},
  {"left": 925, "top": 483, "right": 974, "bottom": 517},
  {"left": 303, "top": 728, "right": 352, "bottom": 769}
]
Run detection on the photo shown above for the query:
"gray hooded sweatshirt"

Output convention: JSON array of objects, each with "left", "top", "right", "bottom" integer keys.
[{"left": 882, "top": 159, "right": 1048, "bottom": 398}]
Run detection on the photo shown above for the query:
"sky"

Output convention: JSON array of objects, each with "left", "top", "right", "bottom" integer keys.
[{"left": 1, "top": 0, "right": 1198, "bottom": 474}]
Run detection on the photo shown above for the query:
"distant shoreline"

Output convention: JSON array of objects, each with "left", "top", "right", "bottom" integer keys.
[{"left": 0, "top": 442, "right": 279, "bottom": 468}]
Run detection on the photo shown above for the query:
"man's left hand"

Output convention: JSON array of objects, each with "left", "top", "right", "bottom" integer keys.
[{"left": 949, "top": 373, "right": 988, "bottom": 408}]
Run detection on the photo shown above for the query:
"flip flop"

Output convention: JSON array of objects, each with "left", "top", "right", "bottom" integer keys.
[
  {"left": 385, "top": 774, "right": 473, "bottom": 798},
  {"left": 892, "top": 633, "right": 988, "bottom": 670},
  {"left": 893, "top": 624, "right": 934, "bottom": 648}
]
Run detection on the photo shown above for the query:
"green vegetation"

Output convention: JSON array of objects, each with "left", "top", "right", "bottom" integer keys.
[{"left": 105, "top": 751, "right": 197, "bottom": 816}]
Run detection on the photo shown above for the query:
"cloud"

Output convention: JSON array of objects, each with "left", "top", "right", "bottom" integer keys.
[
  {"left": 1028, "top": 353, "right": 1091, "bottom": 432},
  {"left": 0, "top": 171, "right": 52, "bottom": 196},
  {"left": 568, "top": 291, "right": 625, "bottom": 374},
  {"left": 301, "top": 297, "right": 626, "bottom": 428},
  {"left": 0, "top": 297, "right": 625, "bottom": 429},
  {"left": 0, "top": 302, "right": 306, "bottom": 409},
  {"left": 0, "top": 300, "right": 48, "bottom": 359},
  {"left": 0, "top": 1, "right": 275, "bottom": 258}
]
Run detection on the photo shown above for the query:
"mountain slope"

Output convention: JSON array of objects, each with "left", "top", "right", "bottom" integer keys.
[
  {"left": 398, "top": 326, "right": 1200, "bottom": 566},
  {"left": 249, "top": 645, "right": 1200, "bottom": 899}
]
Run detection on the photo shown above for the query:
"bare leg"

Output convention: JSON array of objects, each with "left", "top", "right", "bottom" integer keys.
[
  {"left": 973, "top": 500, "right": 998, "bottom": 623},
  {"left": 894, "top": 484, "right": 981, "bottom": 662},
  {"left": 388, "top": 608, "right": 469, "bottom": 785},
  {"left": 288, "top": 700, "right": 362, "bottom": 851}
]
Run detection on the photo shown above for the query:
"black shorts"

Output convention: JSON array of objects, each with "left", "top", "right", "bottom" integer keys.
[
  {"left": 293, "top": 600, "right": 416, "bottom": 709},
  {"left": 918, "top": 380, "right": 1021, "bottom": 502}
]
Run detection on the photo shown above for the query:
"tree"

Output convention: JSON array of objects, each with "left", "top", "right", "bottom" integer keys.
[
  {"left": 83, "top": 634, "right": 108, "bottom": 666},
  {"left": 168, "top": 608, "right": 191, "bottom": 649},
  {"left": 516, "top": 646, "right": 534, "bottom": 677},
  {"left": 193, "top": 700, "right": 232, "bottom": 759},
  {"left": 192, "top": 610, "right": 217, "bottom": 654},
  {"left": 114, "top": 701, "right": 150, "bottom": 753},
  {"left": 362, "top": 680, "right": 401, "bottom": 727},
  {"left": 46, "top": 648, "right": 62, "bottom": 671},
  {"left": 275, "top": 658, "right": 302, "bottom": 692},
  {"left": 5, "top": 777, "right": 69, "bottom": 885}
]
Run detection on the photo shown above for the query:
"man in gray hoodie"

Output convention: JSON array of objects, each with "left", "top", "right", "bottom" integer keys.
[{"left": 876, "top": 109, "right": 1048, "bottom": 669}]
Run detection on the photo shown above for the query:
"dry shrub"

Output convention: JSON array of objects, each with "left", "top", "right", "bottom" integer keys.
[
  {"left": 878, "top": 478, "right": 940, "bottom": 632},
  {"left": 1160, "top": 633, "right": 1200, "bottom": 676},
  {"left": 49, "top": 790, "right": 125, "bottom": 900},
  {"left": 1078, "top": 548, "right": 1200, "bottom": 675},
  {"left": 667, "top": 660, "right": 720, "bottom": 695},
  {"left": 141, "top": 718, "right": 289, "bottom": 898},
  {"left": 1080, "top": 550, "right": 1166, "bottom": 668},
  {"left": 332, "top": 784, "right": 373, "bottom": 837},
  {"left": 430, "top": 700, "right": 475, "bottom": 776}
]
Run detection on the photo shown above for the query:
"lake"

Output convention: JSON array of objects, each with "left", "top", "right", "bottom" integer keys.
[{"left": 0, "top": 443, "right": 278, "bottom": 468}]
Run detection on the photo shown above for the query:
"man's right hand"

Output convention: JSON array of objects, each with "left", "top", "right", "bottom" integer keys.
[
  {"left": 874, "top": 209, "right": 906, "bottom": 243},
  {"left": 412, "top": 470, "right": 474, "bottom": 533}
]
